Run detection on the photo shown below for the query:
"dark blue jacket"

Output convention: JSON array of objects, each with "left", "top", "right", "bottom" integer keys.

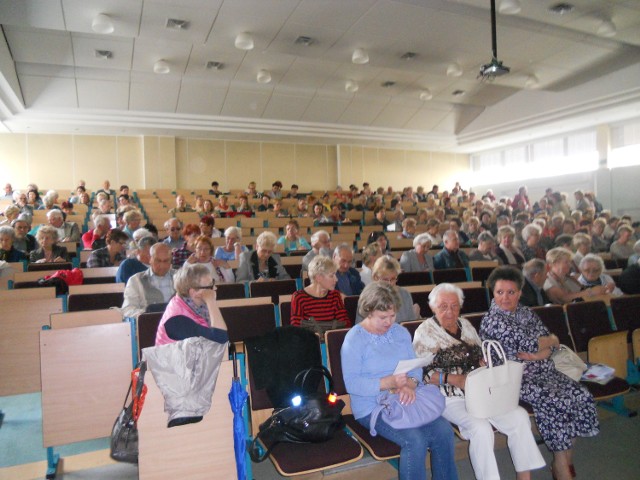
[
  {"left": 336, "top": 268, "right": 364, "bottom": 296},
  {"left": 433, "top": 248, "right": 470, "bottom": 270}
]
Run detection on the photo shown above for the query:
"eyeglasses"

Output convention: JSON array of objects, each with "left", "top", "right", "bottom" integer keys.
[
  {"left": 378, "top": 276, "right": 398, "bottom": 283},
  {"left": 435, "top": 304, "right": 461, "bottom": 311},
  {"left": 194, "top": 284, "right": 216, "bottom": 290},
  {"left": 169, "top": 227, "right": 181, "bottom": 232},
  {"left": 118, "top": 241, "right": 129, "bottom": 246}
]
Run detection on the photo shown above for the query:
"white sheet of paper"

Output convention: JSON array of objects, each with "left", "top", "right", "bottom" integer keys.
[{"left": 393, "top": 357, "right": 429, "bottom": 375}]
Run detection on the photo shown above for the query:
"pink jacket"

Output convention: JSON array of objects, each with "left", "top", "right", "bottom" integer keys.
[{"left": 155, "top": 295, "right": 209, "bottom": 346}]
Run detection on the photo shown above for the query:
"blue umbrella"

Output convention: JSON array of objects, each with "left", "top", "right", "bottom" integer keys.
[{"left": 228, "top": 346, "right": 248, "bottom": 480}]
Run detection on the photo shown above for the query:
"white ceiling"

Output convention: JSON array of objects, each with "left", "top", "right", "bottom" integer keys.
[{"left": 0, "top": 0, "right": 638, "bottom": 151}]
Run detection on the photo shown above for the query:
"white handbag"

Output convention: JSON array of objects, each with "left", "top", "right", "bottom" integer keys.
[
  {"left": 551, "top": 344, "right": 587, "bottom": 382},
  {"left": 465, "top": 340, "right": 524, "bottom": 419}
]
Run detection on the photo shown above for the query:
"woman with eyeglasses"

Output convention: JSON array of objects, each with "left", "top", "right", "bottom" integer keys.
[
  {"left": 185, "top": 235, "right": 235, "bottom": 284},
  {"left": 356, "top": 255, "right": 420, "bottom": 324},
  {"left": 480, "top": 266, "right": 598, "bottom": 480},
  {"left": 155, "top": 263, "right": 228, "bottom": 346},
  {"left": 413, "top": 283, "right": 545, "bottom": 480},
  {"left": 235, "top": 231, "right": 290, "bottom": 283},
  {"left": 86, "top": 228, "right": 129, "bottom": 267}
]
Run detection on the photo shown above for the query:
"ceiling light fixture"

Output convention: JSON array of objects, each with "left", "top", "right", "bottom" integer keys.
[
  {"left": 94, "top": 49, "right": 113, "bottom": 59},
  {"left": 381, "top": 81, "right": 396, "bottom": 88},
  {"left": 525, "top": 75, "right": 539, "bottom": 89},
  {"left": 452, "top": 89, "right": 465, "bottom": 97},
  {"left": 352, "top": 48, "right": 369, "bottom": 64},
  {"left": 446, "top": 63, "right": 463, "bottom": 77},
  {"left": 597, "top": 19, "right": 616, "bottom": 37},
  {"left": 294, "top": 36, "right": 314, "bottom": 46},
  {"left": 401, "top": 52, "right": 417, "bottom": 60},
  {"left": 498, "top": 0, "right": 521, "bottom": 15},
  {"left": 153, "top": 60, "right": 170, "bottom": 74},
  {"left": 548, "top": 3, "right": 574, "bottom": 15},
  {"left": 166, "top": 18, "right": 190, "bottom": 30},
  {"left": 419, "top": 89, "right": 433, "bottom": 101},
  {"left": 345, "top": 79, "right": 359, "bottom": 93},
  {"left": 235, "top": 32, "right": 254, "bottom": 50},
  {"left": 206, "top": 61, "right": 223, "bottom": 70},
  {"left": 92, "top": 13, "right": 114, "bottom": 34},
  {"left": 257, "top": 69, "right": 272, "bottom": 84}
]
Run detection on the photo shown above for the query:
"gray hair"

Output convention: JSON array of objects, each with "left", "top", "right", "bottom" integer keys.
[
  {"left": 523, "top": 259, "right": 546, "bottom": 279},
  {"left": 521, "top": 224, "right": 542, "bottom": 242},
  {"left": 94, "top": 214, "right": 111, "bottom": 228},
  {"left": 224, "top": 226, "right": 242, "bottom": 239},
  {"left": 579, "top": 253, "right": 604, "bottom": 272},
  {"left": 442, "top": 229, "right": 458, "bottom": 242},
  {"left": 310, "top": 230, "right": 330, "bottom": 247},
  {"left": 173, "top": 263, "right": 211, "bottom": 297},
  {"left": 123, "top": 210, "right": 143, "bottom": 223},
  {"left": 137, "top": 236, "right": 157, "bottom": 250},
  {"left": 428, "top": 283, "right": 464, "bottom": 309},
  {"left": 477, "top": 231, "right": 495, "bottom": 244},
  {"left": 572, "top": 232, "right": 592, "bottom": 249},
  {"left": 256, "top": 231, "right": 277, "bottom": 249},
  {"left": 164, "top": 217, "right": 182, "bottom": 230},
  {"left": 3, "top": 204, "right": 20, "bottom": 217},
  {"left": 546, "top": 247, "right": 573, "bottom": 264},
  {"left": 133, "top": 228, "right": 152, "bottom": 242},
  {"left": 357, "top": 282, "right": 401, "bottom": 319},
  {"left": 497, "top": 225, "right": 515, "bottom": 242},
  {"left": 0, "top": 225, "right": 15, "bottom": 239},
  {"left": 37, "top": 225, "right": 59, "bottom": 243},
  {"left": 308, "top": 255, "right": 337, "bottom": 283},
  {"left": 372, "top": 255, "right": 401, "bottom": 278},
  {"left": 46, "top": 209, "right": 63, "bottom": 220},
  {"left": 634, "top": 239, "right": 640, "bottom": 254},
  {"left": 332, "top": 242, "right": 353, "bottom": 260},
  {"left": 413, "top": 232, "right": 433, "bottom": 248}
]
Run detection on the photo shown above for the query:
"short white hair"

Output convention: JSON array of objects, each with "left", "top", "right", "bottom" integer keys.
[
  {"left": 428, "top": 283, "right": 465, "bottom": 309},
  {"left": 310, "top": 230, "right": 330, "bottom": 246},
  {"left": 413, "top": 232, "right": 433, "bottom": 248},
  {"left": 521, "top": 223, "right": 541, "bottom": 242}
]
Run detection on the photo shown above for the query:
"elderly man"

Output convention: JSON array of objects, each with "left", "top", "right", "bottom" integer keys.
[
  {"left": 433, "top": 229, "right": 470, "bottom": 269},
  {"left": 122, "top": 243, "right": 176, "bottom": 318},
  {"left": 2, "top": 183, "right": 13, "bottom": 200},
  {"left": 302, "top": 230, "right": 332, "bottom": 272},
  {"left": 162, "top": 218, "right": 184, "bottom": 250},
  {"left": 33, "top": 209, "right": 81, "bottom": 242},
  {"left": 520, "top": 259, "right": 551, "bottom": 307},
  {"left": 11, "top": 215, "right": 37, "bottom": 253},
  {"left": 116, "top": 235, "right": 156, "bottom": 284},
  {"left": 332, "top": 243, "right": 364, "bottom": 296},
  {"left": 168, "top": 194, "right": 194, "bottom": 215}
]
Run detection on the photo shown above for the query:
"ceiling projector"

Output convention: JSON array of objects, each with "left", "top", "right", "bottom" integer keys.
[{"left": 478, "top": 58, "right": 510, "bottom": 79}]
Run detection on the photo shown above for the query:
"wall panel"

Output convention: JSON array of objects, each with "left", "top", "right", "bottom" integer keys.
[
  {"left": 263, "top": 143, "right": 295, "bottom": 190},
  {"left": 28, "top": 135, "right": 73, "bottom": 189},
  {"left": 0, "top": 133, "right": 27, "bottom": 189},
  {"left": 226, "top": 141, "right": 260, "bottom": 192},
  {"left": 73, "top": 135, "right": 117, "bottom": 189}
]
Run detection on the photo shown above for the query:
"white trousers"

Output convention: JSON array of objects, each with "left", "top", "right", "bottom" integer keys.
[{"left": 442, "top": 396, "right": 546, "bottom": 480}]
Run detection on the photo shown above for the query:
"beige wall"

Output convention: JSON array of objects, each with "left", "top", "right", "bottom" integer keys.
[{"left": 0, "top": 133, "right": 470, "bottom": 193}]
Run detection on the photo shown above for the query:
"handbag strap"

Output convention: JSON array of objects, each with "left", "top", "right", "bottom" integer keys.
[
  {"left": 481, "top": 340, "right": 506, "bottom": 368},
  {"left": 294, "top": 365, "right": 334, "bottom": 394},
  {"left": 248, "top": 409, "right": 288, "bottom": 463},
  {"left": 368, "top": 390, "right": 393, "bottom": 437}
]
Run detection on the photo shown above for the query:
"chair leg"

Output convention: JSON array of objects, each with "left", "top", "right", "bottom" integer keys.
[
  {"left": 597, "top": 395, "right": 638, "bottom": 418},
  {"left": 626, "top": 359, "right": 640, "bottom": 385},
  {"left": 46, "top": 446, "right": 60, "bottom": 479}
]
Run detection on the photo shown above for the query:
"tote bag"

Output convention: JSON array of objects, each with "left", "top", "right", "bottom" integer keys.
[
  {"left": 551, "top": 344, "right": 587, "bottom": 381},
  {"left": 465, "top": 340, "right": 523, "bottom": 419}
]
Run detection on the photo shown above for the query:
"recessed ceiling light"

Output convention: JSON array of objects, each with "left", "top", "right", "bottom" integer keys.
[
  {"left": 257, "top": 69, "right": 272, "bottom": 84},
  {"left": 206, "top": 61, "right": 223, "bottom": 70},
  {"left": 381, "top": 81, "right": 396, "bottom": 88},
  {"left": 294, "top": 36, "right": 314, "bottom": 46},
  {"left": 92, "top": 13, "right": 114, "bottom": 34},
  {"left": 499, "top": 0, "right": 521, "bottom": 15},
  {"left": 419, "top": 89, "right": 433, "bottom": 101},
  {"left": 597, "top": 19, "right": 616, "bottom": 37},
  {"left": 548, "top": 3, "right": 574, "bottom": 15},
  {"left": 235, "top": 32, "right": 254, "bottom": 50},
  {"left": 452, "top": 89, "right": 465, "bottom": 97},
  {"left": 153, "top": 60, "right": 170, "bottom": 74},
  {"left": 352, "top": 48, "right": 369, "bottom": 65},
  {"left": 94, "top": 49, "right": 113, "bottom": 59},
  {"left": 447, "top": 63, "right": 463, "bottom": 77},
  {"left": 400, "top": 52, "right": 417, "bottom": 60},
  {"left": 166, "top": 18, "right": 190, "bottom": 30},
  {"left": 345, "top": 79, "right": 359, "bottom": 93}
]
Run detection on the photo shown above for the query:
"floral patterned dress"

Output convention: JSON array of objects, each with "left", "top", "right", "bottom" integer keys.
[{"left": 480, "top": 300, "right": 599, "bottom": 451}]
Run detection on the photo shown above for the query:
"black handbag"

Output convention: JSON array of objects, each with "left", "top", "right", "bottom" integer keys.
[
  {"left": 110, "top": 361, "right": 148, "bottom": 464},
  {"left": 249, "top": 365, "right": 345, "bottom": 462}
]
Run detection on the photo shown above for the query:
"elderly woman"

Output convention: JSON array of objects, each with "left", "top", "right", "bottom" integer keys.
[
  {"left": 360, "top": 242, "right": 382, "bottom": 286},
  {"left": 155, "top": 264, "right": 228, "bottom": 346},
  {"left": 399, "top": 217, "right": 417, "bottom": 239},
  {"left": 86, "top": 228, "right": 128, "bottom": 267},
  {"left": 426, "top": 219, "right": 443, "bottom": 246},
  {"left": 400, "top": 232, "right": 434, "bottom": 273},
  {"left": 214, "top": 226, "right": 247, "bottom": 262},
  {"left": 577, "top": 253, "right": 623, "bottom": 297},
  {"left": 214, "top": 195, "right": 235, "bottom": 216},
  {"left": 414, "top": 283, "right": 545, "bottom": 480},
  {"left": 290, "top": 255, "right": 351, "bottom": 328},
  {"left": 590, "top": 218, "right": 608, "bottom": 253},
  {"left": 172, "top": 224, "right": 201, "bottom": 269},
  {"left": 185, "top": 235, "right": 234, "bottom": 284},
  {"left": 356, "top": 256, "right": 420, "bottom": 324},
  {"left": 496, "top": 225, "right": 525, "bottom": 266},
  {"left": 628, "top": 239, "right": 640, "bottom": 267},
  {"left": 277, "top": 219, "right": 311, "bottom": 252},
  {"left": 520, "top": 224, "right": 545, "bottom": 261},
  {"left": 236, "top": 231, "right": 290, "bottom": 282},
  {"left": 122, "top": 210, "right": 143, "bottom": 240},
  {"left": 0, "top": 204, "right": 20, "bottom": 226},
  {"left": 302, "top": 229, "right": 332, "bottom": 273},
  {"left": 544, "top": 247, "right": 606, "bottom": 304},
  {"left": 82, "top": 214, "right": 111, "bottom": 250},
  {"left": 468, "top": 231, "right": 501, "bottom": 263},
  {"left": 0, "top": 226, "right": 28, "bottom": 262},
  {"left": 30, "top": 225, "right": 69, "bottom": 263},
  {"left": 480, "top": 267, "right": 599, "bottom": 480},
  {"left": 342, "top": 282, "right": 457, "bottom": 480},
  {"left": 610, "top": 224, "right": 635, "bottom": 261},
  {"left": 570, "top": 232, "right": 592, "bottom": 272}
]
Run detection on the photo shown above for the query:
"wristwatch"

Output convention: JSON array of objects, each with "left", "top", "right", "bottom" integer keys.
[{"left": 408, "top": 376, "right": 420, "bottom": 386}]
